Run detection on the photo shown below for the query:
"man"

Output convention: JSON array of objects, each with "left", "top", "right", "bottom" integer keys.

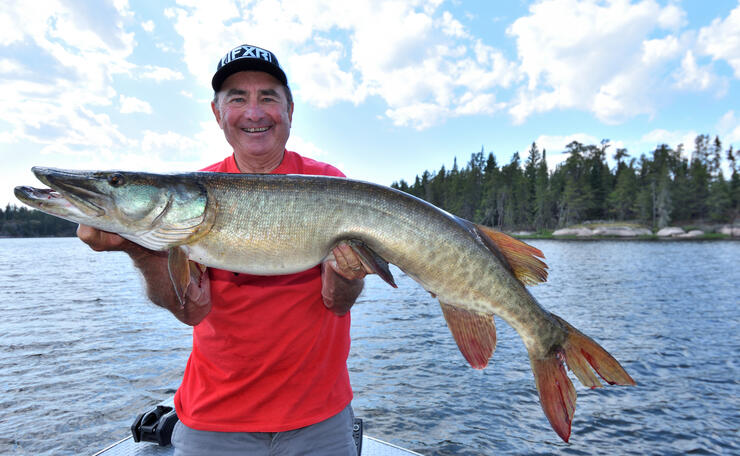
[{"left": 78, "top": 44, "right": 370, "bottom": 456}]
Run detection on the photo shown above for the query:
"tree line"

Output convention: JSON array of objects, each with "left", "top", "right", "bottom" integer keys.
[
  {"left": 392, "top": 135, "right": 740, "bottom": 231},
  {"left": 0, "top": 204, "right": 77, "bottom": 237}
]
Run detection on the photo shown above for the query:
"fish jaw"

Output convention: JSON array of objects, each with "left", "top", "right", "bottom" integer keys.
[
  {"left": 14, "top": 186, "right": 93, "bottom": 224},
  {"left": 32, "top": 167, "right": 109, "bottom": 218}
]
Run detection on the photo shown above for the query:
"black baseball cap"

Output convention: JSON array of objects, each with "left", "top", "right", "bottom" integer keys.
[{"left": 211, "top": 44, "right": 288, "bottom": 91}]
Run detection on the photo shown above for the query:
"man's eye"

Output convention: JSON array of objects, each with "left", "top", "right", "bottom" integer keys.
[{"left": 230, "top": 97, "right": 245, "bottom": 103}]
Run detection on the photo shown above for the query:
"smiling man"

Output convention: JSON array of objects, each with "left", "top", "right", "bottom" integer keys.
[
  {"left": 77, "top": 44, "right": 369, "bottom": 456},
  {"left": 211, "top": 71, "right": 293, "bottom": 173}
]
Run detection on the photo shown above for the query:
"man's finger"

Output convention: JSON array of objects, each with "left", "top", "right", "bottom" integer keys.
[{"left": 331, "top": 243, "right": 372, "bottom": 279}]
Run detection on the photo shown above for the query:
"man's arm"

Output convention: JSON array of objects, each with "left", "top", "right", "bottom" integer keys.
[
  {"left": 77, "top": 225, "right": 211, "bottom": 326},
  {"left": 321, "top": 242, "right": 371, "bottom": 316}
]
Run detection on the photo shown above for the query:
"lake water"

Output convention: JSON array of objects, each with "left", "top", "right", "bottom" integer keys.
[{"left": 0, "top": 238, "right": 738, "bottom": 455}]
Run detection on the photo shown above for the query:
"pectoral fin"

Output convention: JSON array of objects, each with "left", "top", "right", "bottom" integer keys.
[
  {"left": 439, "top": 302, "right": 496, "bottom": 369},
  {"left": 167, "top": 247, "right": 209, "bottom": 307},
  {"left": 346, "top": 240, "right": 397, "bottom": 288}
]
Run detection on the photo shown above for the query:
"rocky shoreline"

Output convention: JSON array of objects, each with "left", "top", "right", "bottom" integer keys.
[{"left": 511, "top": 224, "right": 740, "bottom": 239}]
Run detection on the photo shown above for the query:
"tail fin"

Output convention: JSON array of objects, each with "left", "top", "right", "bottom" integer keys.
[
  {"left": 554, "top": 315, "right": 636, "bottom": 388},
  {"left": 529, "top": 314, "right": 635, "bottom": 442}
]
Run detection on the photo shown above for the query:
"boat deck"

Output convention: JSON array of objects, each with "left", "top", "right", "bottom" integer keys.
[
  {"left": 95, "top": 399, "right": 422, "bottom": 456},
  {"left": 95, "top": 434, "right": 423, "bottom": 456}
]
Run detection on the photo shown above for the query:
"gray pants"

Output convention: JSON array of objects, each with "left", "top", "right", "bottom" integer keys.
[{"left": 172, "top": 404, "right": 357, "bottom": 456}]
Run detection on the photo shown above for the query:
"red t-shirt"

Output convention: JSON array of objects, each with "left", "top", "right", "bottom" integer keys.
[{"left": 174, "top": 150, "right": 353, "bottom": 432}]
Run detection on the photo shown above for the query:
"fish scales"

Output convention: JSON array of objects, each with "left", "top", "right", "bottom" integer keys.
[{"left": 183, "top": 174, "right": 561, "bottom": 352}]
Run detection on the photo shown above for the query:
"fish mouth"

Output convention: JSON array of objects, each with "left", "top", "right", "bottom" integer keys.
[
  {"left": 31, "top": 167, "right": 109, "bottom": 217},
  {"left": 13, "top": 185, "right": 88, "bottom": 220},
  {"left": 14, "top": 186, "right": 65, "bottom": 207}
]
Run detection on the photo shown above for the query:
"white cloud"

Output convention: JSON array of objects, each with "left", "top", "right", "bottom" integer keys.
[
  {"left": 441, "top": 11, "right": 468, "bottom": 38},
  {"left": 505, "top": 0, "right": 706, "bottom": 124},
  {"left": 673, "top": 51, "right": 720, "bottom": 92},
  {"left": 642, "top": 35, "right": 682, "bottom": 63},
  {"left": 697, "top": 3, "right": 740, "bottom": 78},
  {"left": 119, "top": 95, "right": 152, "bottom": 114},
  {"left": 164, "top": 0, "right": 517, "bottom": 129},
  {"left": 640, "top": 129, "right": 698, "bottom": 154},
  {"left": 155, "top": 42, "right": 177, "bottom": 53},
  {"left": 656, "top": 3, "right": 688, "bottom": 30},
  {"left": 286, "top": 135, "right": 330, "bottom": 161},
  {"left": 0, "top": 58, "right": 24, "bottom": 74},
  {"left": 0, "top": 1, "right": 135, "bottom": 153},
  {"left": 142, "top": 20, "right": 155, "bottom": 32},
  {"left": 717, "top": 110, "right": 740, "bottom": 145},
  {"left": 290, "top": 41, "right": 361, "bottom": 108},
  {"left": 138, "top": 65, "right": 184, "bottom": 82},
  {"left": 0, "top": 6, "right": 25, "bottom": 45}
]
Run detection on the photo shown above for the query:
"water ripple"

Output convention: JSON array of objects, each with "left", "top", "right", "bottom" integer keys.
[{"left": 0, "top": 238, "right": 738, "bottom": 455}]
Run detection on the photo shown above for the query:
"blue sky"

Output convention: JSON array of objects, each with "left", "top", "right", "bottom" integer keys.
[{"left": 2, "top": 0, "right": 739, "bottom": 207}]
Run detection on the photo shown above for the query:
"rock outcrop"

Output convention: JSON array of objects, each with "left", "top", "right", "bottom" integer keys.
[
  {"left": 719, "top": 226, "right": 740, "bottom": 237},
  {"left": 553, "top": 226, "right": 652, "bottom": 237},
  {"left": 656, "top": 227, "right": 685, "bottom": 237}
]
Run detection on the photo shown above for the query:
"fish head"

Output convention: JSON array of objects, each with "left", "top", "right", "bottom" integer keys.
[{"left": 18, "top": 167, "right": 211, "bottom": 249}]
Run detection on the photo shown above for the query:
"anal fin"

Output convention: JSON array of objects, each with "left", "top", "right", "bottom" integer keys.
[{"left": 439, "top": 302, "right": 496, "bottom": 369}]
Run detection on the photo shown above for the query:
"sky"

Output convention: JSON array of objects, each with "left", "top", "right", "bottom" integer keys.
[{"left": 2, "top": 0, "right": 740, "bottom": 208}]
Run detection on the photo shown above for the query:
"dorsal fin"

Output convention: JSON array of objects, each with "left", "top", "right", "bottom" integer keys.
[{"left": 474, "top": 224, "right": 548, "bottom": 286}]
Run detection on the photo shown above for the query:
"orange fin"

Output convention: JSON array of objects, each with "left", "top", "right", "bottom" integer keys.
[
  {"left": 553, "top": 314, "right": 636, "bottom": 388},
  {"left": 530, "top": 349, "right": 576, "bottom": 442},
  {"left": 474, "top": 224, "right": 548, "bottom": 285},
  {"left": 168, "top": 247, "right": 210, "bottom": 308},
  {"left": 167, "top": 246, "right": 190, "bottom": 307},
  {"left": 530, "top": 314, "right": 636, "bottom": 442},
  {"left": 439, "top": 302, "right": 496, "bottom": 369}
]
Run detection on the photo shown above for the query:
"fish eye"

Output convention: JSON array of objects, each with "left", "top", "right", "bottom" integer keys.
[{"left": 108, "top": 173, "right": 125, "bottom": 187}]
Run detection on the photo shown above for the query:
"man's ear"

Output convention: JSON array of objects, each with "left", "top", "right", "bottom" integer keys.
[
  {"left": 288, "top": 102, "right": 294, "bottom": 123},
  {"left": 211, "top": 99, "right": 223, "bottom": 126}
]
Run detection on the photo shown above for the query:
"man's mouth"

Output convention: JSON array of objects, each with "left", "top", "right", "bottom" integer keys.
[{"left": 242, "top": 126, "right": 271, "bottom": 133}]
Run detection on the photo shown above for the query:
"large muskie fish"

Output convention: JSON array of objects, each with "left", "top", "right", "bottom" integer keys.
[{"left": 15, "top": 167, "right": 635, "bottom": 442}]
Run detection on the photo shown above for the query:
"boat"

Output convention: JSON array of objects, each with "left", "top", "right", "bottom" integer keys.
[{"left": 94, "top": 398, "right": 423, "bottom": 456}]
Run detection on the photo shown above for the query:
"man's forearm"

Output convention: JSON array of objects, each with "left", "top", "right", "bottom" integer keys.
[
  {"left": 126, "top": 244, "right": 211, "bottom": 326},
  {"left": 321, "top": 265, "right": 364, "bottom": 316}
]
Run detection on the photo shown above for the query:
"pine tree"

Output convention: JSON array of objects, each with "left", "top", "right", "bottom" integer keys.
[{"left": 608, "top": 158, "right": 637, "bottom": 220}]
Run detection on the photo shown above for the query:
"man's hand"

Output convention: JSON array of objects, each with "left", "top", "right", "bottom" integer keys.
[
  {"left": 326, "top": 242, "right": 373, "bottom": 280},
  {"left": 77, "top": 224, "right": 210, "bottom": 325},
  {"left": 321, "top": 242, "right": 372, "bottom": 316},
  {"left": 77, "top": 224, "right": 130, "bottom": 252}
]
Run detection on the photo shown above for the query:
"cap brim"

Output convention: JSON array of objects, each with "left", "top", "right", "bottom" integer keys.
[{"left": 212, "top": 59, "right": 288, "bottom": 91}]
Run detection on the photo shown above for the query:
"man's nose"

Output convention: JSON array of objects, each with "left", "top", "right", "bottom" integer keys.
[{"left": 241, "top": 103, "right": 265, "bottom": 121}]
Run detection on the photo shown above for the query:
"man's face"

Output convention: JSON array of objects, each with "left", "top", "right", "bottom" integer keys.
[{"left": 212, "top": 71, "right": 293, "bottom": 170}]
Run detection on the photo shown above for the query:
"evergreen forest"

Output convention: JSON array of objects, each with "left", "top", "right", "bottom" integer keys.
[
  {"left": 0, "top": 204, "right": 77, "bottom": 237},
  {"left": 392, "top": 135, "right": 739, "bottom": 232},
  {"left": 3, "top": 134, "right": 738, "bottom": 238}
]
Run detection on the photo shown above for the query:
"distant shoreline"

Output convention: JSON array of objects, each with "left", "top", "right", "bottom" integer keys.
[
  {"left": 513, "top": 233, "right": 739, "bottom": 241},
  {"left": 2, "top": 234, "right": 738, "bottom": 242}
]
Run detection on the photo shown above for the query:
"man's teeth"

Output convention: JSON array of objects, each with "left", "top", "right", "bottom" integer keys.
[{"left": 243, "top": 127, "right": 270, "bottom": 133}]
